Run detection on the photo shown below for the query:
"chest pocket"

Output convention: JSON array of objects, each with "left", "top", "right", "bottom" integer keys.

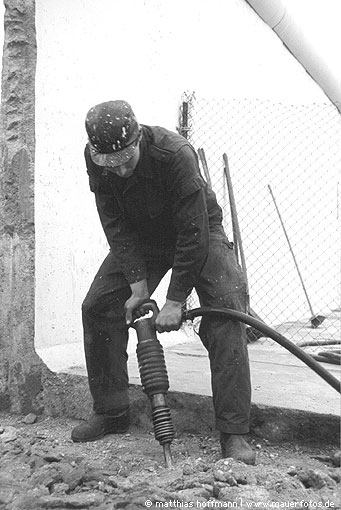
[
  {"left": 147, "top": 186, "right": 168, "bottom": 218},
  {"left": 145, "top": 165, "right": 169, "bottom": 219}
]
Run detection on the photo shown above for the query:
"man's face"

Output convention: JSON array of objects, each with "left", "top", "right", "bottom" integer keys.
[{"left": 105, "top": 143, "right": 140, "bottom": 178}]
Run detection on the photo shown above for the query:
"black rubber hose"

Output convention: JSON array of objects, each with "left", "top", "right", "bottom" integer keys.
[{"left": 183, "top": 307, "right": 341, "bottom": 394}]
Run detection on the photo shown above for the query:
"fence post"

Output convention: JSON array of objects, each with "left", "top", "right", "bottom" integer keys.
[{"left": 179, "top": 101, "right": 189, "bottom": 139}]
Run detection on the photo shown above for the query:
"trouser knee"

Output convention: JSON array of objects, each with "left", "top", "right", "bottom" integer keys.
[{"left": 82, "top": 286, "right": 127, "bottom": 324}]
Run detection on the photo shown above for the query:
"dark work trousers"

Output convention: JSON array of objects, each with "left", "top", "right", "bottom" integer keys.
[{"left": 82, "top": 226, "right": 251, "bottom": 434}]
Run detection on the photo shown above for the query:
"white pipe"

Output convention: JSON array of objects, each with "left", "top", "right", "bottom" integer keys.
[{"left": 245, "top": 0, "right": 341, "bottom": 113}]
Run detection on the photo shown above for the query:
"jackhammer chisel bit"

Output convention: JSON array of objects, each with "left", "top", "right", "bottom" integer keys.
[{"left": 132, "top": 301, "right": 175, "bottom": 467}]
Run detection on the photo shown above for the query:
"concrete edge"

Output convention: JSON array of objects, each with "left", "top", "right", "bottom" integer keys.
[{"left": 41, "top": 371, "right": 340, "bottom": 446}]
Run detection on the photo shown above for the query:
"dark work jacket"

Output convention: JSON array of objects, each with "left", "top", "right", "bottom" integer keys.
[{"left": 85, "top": 125, "right": 223, "bottom": 302}]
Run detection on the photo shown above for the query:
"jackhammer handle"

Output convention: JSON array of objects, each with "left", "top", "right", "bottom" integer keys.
[{"left": 132, "top": 299, "right": 159, "bottom": 326}]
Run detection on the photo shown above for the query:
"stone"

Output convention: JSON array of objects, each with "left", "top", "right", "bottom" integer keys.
[
  {"left": 64, "top": 492, "right": 105, "bottom": 507},
  {"left": 82, "top": 465, "right": 108, "bottom": 484},
  {"left": 29, "top": 454, "right": 47, "bottom": 471},
  {"left": 83, "top": 480, "right": 99, "bottom": 490},
  {"left": 182, "top": 479, "right": 202, "bottom": 489},
  {"left": 196, "top": 472, "right": 215, "bottom": 485},
  {"left": 59, "top": 462, "right": 85, "bottom": 490},
  {"left": 167, "top": 476, "right": 185, "bottom": 491},
  {"left": 182, "top": 458, "right": 210, "bottom": 476},
  {"left": 213, "top": 458, "right": 241, "bottom": 485},
  {"left": 1, "top": 426, "right": 18, "bottom": 442},
  {"left": 108, "top": 475, "right": 119, "bottom": 487},
  {"left": 298, "top": 468, "right": 337, "bottom": 490},
  {"left": 320, "top": 487, "right": 341, "bottom": 508},
  {"left": 23, "top": 413, "right": 37, "bottom": 424},
  {"left": 332, "top": 450, "right": 341, "bottom": 467},
  {"left": 38, "top": 492, "right": 105, "bottom": 508},
  {"left": 114, "top": 499, "right": 133, "bottom": 509},
  {"left": 287, "top": 465, "right": 298, "bottom": 476},
  {"left": 37, "top": 495, "right": 66, "bottom": 508},
  {"left": 328, "top": 468, "right": 341, "bottom": 483},
  {"left": 182, "top": 463, "right": 193, "bottom": 475},
  {"left": 43, "top": 453, "right": 62, "bottom": 463},
  {"left": 212, "top": 481, "right": 225, "bottom": 498},
  {"left": 30, "top": 464, "right": 62, "bottom": 488},
  {"left": 176, "top": 487, "right": 211, "bottom": 502},
  {"left": 0, "top": 473, "right": 30, "bottom": 506},
  {"left": 9, "top": 492, "right": 48, "bottom": 510},
  {"left": 51, "top": 482, "right": 69, "bottom": 494},
  {"left": 118, "top": 478, "right": 138, "bottom": 492}
]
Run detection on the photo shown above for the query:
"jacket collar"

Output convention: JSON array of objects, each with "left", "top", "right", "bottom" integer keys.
[{"left": 135, "top": 127, "right": 153, "bottom": 179}]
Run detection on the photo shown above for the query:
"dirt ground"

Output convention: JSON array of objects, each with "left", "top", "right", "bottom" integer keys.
[{"left": 0, "top": 411, "right": 340, "bottom": 510}]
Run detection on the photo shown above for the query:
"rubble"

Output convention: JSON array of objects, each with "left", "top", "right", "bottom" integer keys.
[{"left": 0, "top": 412, "right": 340, "bottom": 509}]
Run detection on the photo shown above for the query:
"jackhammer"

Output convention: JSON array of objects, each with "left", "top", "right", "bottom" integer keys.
[
  {"left": 132, "top": 301, "right": 340, "bottom": 468},
  {"left": 132, "top": 301, "right": 175, "bottom": 468}
]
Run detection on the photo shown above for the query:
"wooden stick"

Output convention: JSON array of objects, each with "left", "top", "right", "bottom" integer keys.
[
  {"left": 223, "top": 153, "right": 249, "bottom": 308},
  {"left": 197, "top": 148, "right": 212, "bottom": 188},
  {"left": 268, "top": 184, "right": 316, "bottom": 318}
]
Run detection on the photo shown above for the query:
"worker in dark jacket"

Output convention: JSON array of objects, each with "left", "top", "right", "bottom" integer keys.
[{"left": 71, "top": 100, "right": 255, "bottom": 465}]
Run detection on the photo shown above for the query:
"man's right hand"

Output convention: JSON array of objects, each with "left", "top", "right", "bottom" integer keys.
[
  {"left": 124, "top": 279, "right": 150, "bottom": 326},
  {"left": 155, "top": 299, "right": 183, "bottom": 333}
]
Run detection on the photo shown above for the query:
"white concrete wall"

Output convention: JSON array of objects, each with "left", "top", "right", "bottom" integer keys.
[{"left": 20, "top": 0, "right": 334, "bottom": 349}]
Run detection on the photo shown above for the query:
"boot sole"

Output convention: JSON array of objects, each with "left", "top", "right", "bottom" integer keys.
[{"left": 71, "top": 425, "right": 129, "bottom": 443}]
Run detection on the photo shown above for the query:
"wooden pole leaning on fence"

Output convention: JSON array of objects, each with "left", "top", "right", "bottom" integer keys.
[
  {"left": 197, "top": 148, "right": 213, "bottom": 189},
  {"left": 223, "top": 154, "right": 245, "bottom": 289},
  {"left": 223, "top": 154, "right": 265, "bottom": 340},
  {"left": 268, "top": 185, "right": 325, "bottom": 329},
  {"left": 196, "top": 149, "right": 265, "bottom": 340}
]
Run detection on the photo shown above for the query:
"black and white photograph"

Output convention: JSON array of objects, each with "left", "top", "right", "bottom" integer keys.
[{"left": 0, "top": 1, "right": 340, "bottom": 508}]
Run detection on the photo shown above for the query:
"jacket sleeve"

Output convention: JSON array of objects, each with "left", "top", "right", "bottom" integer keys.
[
  {"left": 85, "top": 148, "right": 147, "bottom": 284},
  {"left": 165, "top": 145, "right": 210, "bottom": 302}
]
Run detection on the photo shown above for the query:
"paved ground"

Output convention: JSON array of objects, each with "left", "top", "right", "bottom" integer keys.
[{"left": 37, "top": 310, "right": 340, "bottom": 418}]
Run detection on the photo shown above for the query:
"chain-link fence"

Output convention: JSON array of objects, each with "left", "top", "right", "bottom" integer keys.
[{"left": 179, "top": 92, "right": 341, "bottom": 360}]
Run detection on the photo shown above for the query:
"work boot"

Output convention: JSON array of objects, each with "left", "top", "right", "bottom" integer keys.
[
  {"left": 71, "top": 410, "right": 129, "bottom": 443},
  {"left": 220, "top": 432, "right": 256, "bottom": 465}
]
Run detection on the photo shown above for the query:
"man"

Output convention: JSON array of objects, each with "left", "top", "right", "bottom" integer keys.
[{"left": 71, "top": 100, "right": 255, "bottom": 465}]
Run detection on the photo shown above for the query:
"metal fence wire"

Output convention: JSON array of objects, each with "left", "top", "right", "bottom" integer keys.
[{"left": 178, "top": 92, "right": 341, "bottom": 359}]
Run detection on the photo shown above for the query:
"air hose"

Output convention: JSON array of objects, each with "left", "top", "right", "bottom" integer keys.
[{"left": 182, "top": 307, "right": 341, "bottom": 394}]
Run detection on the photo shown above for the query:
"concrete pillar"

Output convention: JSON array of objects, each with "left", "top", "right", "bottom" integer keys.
[{"left": 0, "top": 0, "right": 44, "bottom": 413}]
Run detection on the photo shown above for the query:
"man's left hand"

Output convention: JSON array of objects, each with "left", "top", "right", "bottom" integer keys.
[{"left": 155, "top": 299, "right": 183, "bottom": 333}]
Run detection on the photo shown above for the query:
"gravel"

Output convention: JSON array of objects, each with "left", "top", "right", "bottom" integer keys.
[{"left": 0, "top": 412, "right": 339, "bottom": 509}]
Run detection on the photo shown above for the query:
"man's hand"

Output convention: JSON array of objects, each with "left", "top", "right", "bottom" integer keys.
[
  {"left": 125, "top": 279, "right": 150, "bottom": 326},
  {"left": 155, "top": 299, "right": 183, "bottom": 333}
]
